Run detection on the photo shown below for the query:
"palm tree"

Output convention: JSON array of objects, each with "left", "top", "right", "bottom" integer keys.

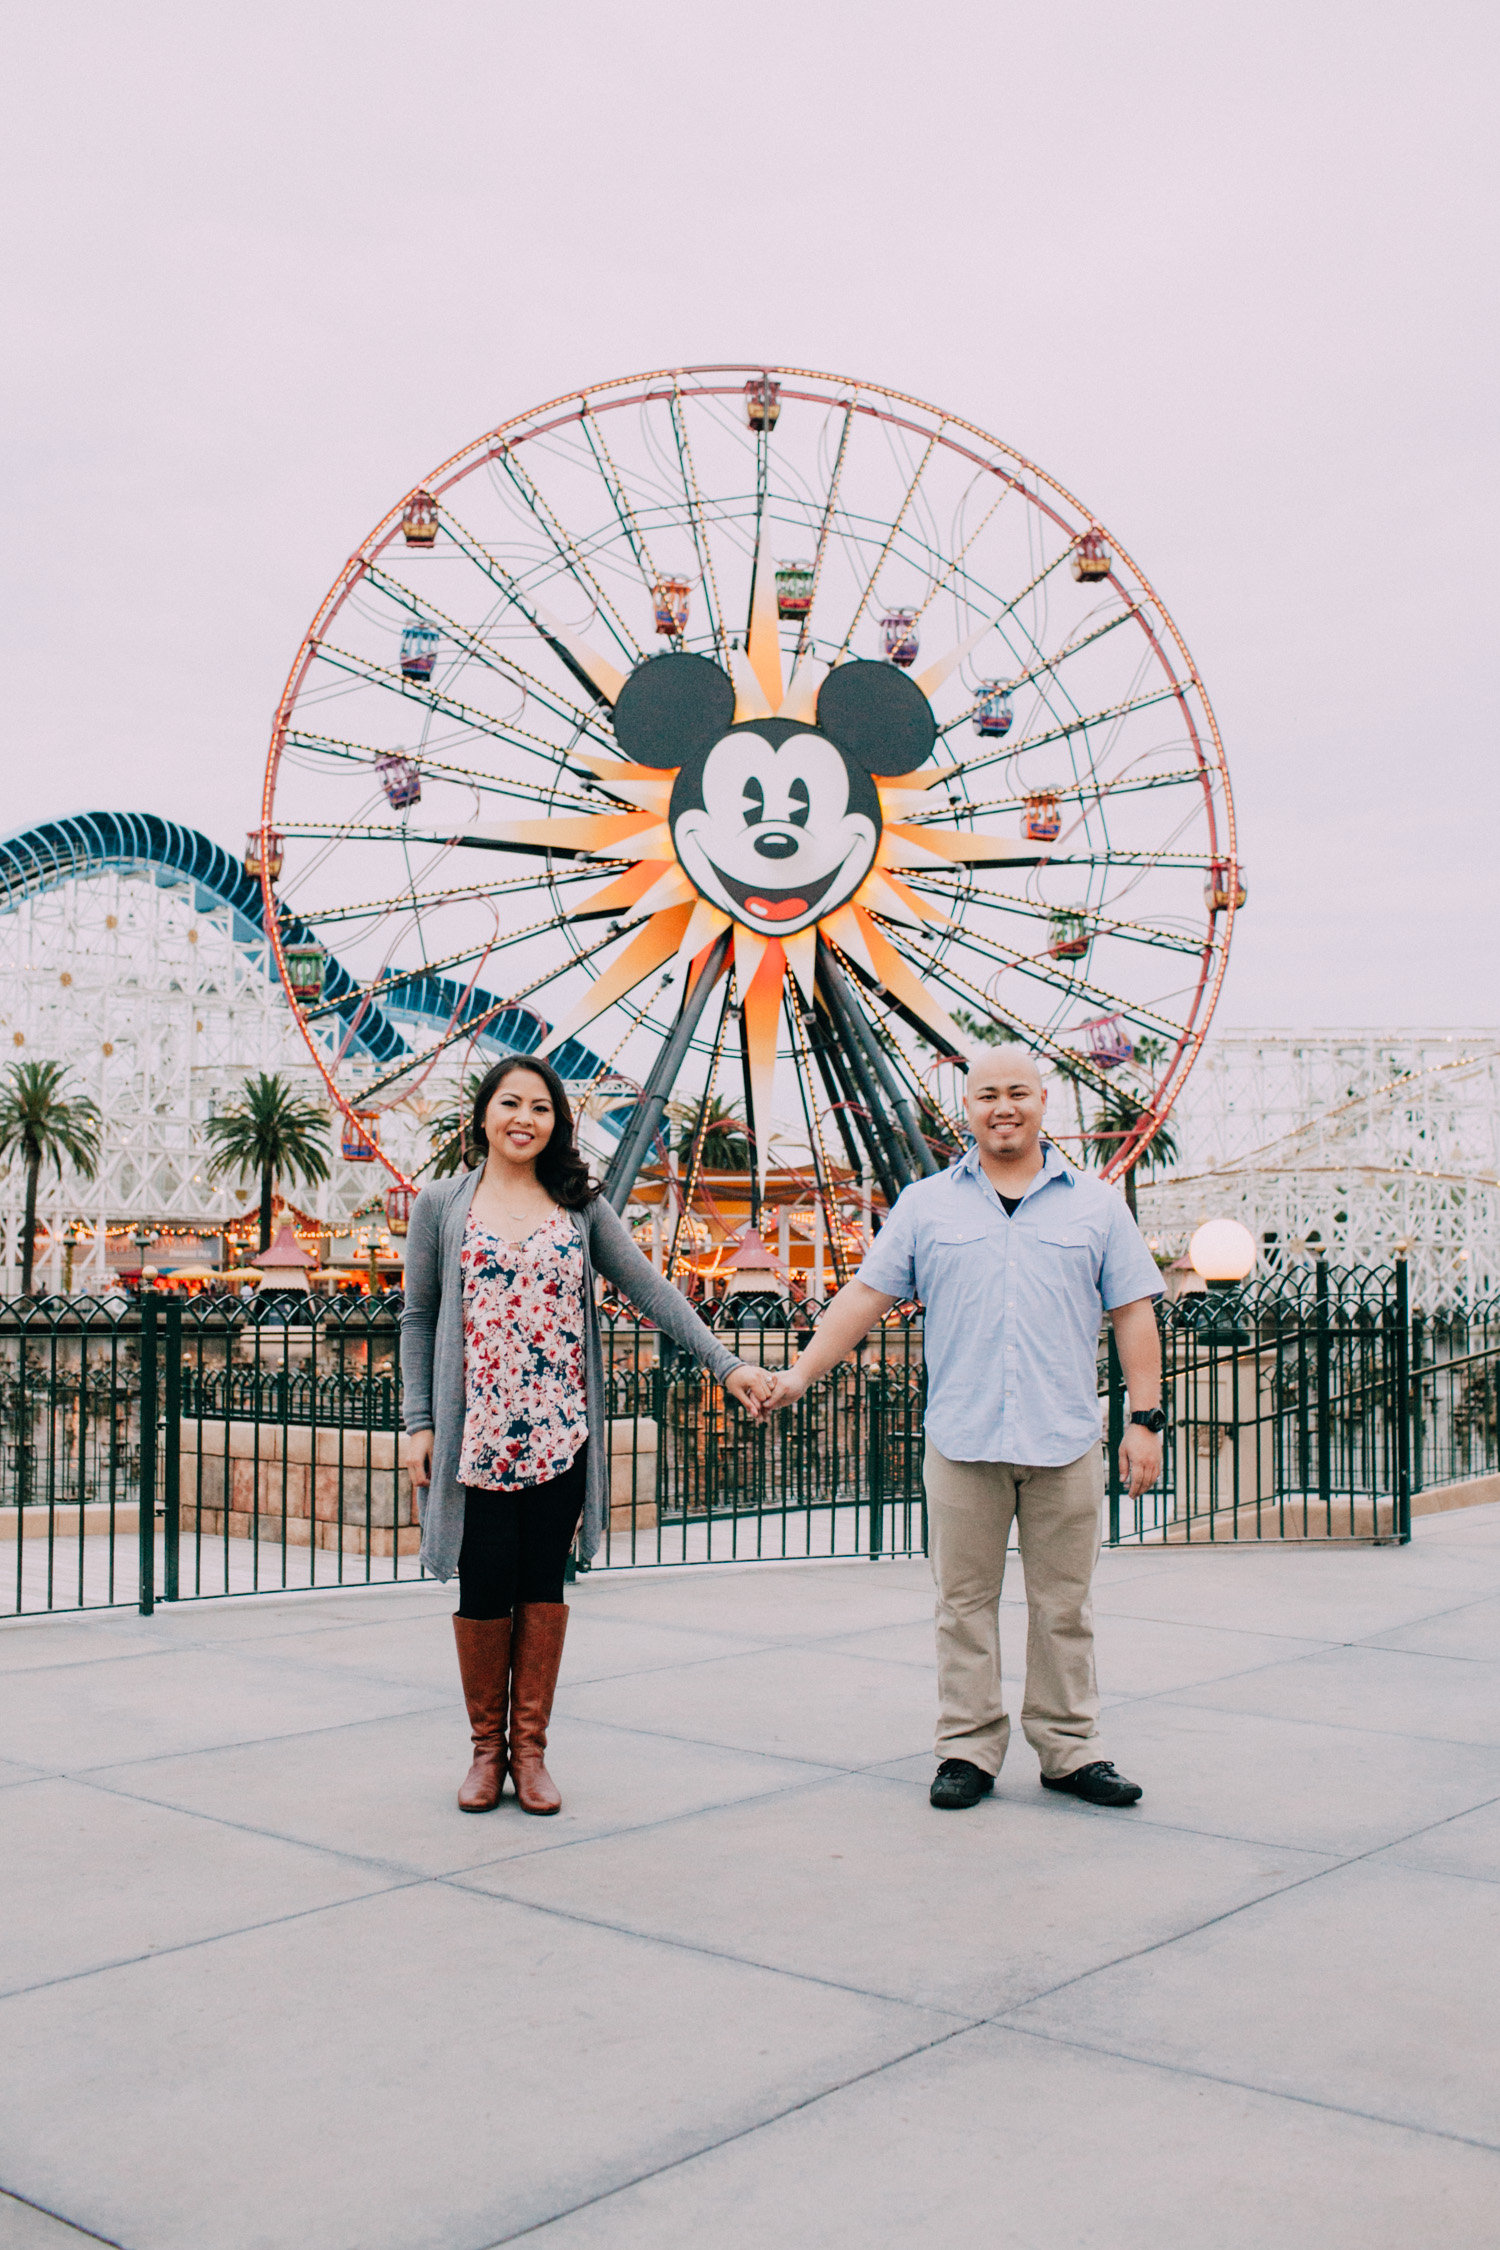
[
  {"left": 429, "top": 1071, "right": 488, "bottom": 1179},
  {"left": 672, "top": 1096, "right": 751, "bottom": 1171},
  {"left": 0, "top": 1061, "right": 102, "bottom": 1296},
  {"left": 203, "top": 1073, "right": 331, "bottom": 1251},
  {"left": 1086, "top": 1086, "right": 1180, "bottom": 1217}
]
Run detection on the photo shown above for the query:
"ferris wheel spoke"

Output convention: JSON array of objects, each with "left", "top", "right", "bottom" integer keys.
[
  {"left": 919, "top": 762, "right": 1214, "bottom": 831},
  {"left": 892, "top": 912, "right": 1193, "bottom": 1043},
  {"left": 904, "top": 477, "right": 1017, "bottom": 641},
  {"left": 414, "top": 502, "right": 633, "bottom": 720},
  {"left": 296, "top": 865, "right": 619, "bottom": 928},
  {"left": 354, "top": 914, "right": 656, "bottom": 1103},
  {"left": 490, "top": 445, "right": 644, "bottom": 667},
  {"left": 930, "top": 683, "right": 1188, "bottom": 780},
  {"left": 930, "top": 598, "right": 1150, "bottom": 756},
  {"left": 1005, "top": 597, "right": 1149, "bottom": 700},
  {"left": 868, "top": 926, "right": 1122, "bottom": 1104},
  {"left": 833, "top": 423, "right": 944, "bottom": 665},
  {"left": 786, "top": 394, "right": 855, "bottom": 666},
  {"left": 308, "top": 642, "right": 608, "bottom": 765},
  {"left": 666, "top": 386, "right": 727, "bottom": 662},
  {"left": 360, "top": 559, "right": 617, "bottom": 745},
  {"left": 298, "top": 903, "right": 612, "bottom": 1024},
  {"left": 902, "top": 874, "right": 1212, "bottom": 960},
  {"left": 282, "top": 728, "right": 603, "bottom": 815},
  {"left": 580, "top": 405, "right": 664, "bottom": 596}
]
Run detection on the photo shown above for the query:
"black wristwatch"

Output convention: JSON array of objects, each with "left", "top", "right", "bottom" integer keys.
[{"left": 1130, "top": 1408, "right": 1167, "bottom": 1435}]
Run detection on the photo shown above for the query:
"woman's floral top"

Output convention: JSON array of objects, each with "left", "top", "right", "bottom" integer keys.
[{"left": 458, "top": 1207, "right": 587, "bottom": 1491}]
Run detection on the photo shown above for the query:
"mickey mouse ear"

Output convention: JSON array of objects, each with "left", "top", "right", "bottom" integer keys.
[
  {"left": 611, "top": 653, "right": 736, "bottom": 770},
  {"left": 815, "top": 661, "right": 938, "bottom": 776}
]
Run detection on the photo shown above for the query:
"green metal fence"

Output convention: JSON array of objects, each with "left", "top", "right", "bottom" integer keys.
[{"left": 2, "top": 1258, "right": 1497, "bottom": 1619}]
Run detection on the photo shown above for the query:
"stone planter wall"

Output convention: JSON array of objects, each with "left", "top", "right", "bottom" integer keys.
[{"left": 178, "top": 1420, "right": 419, "bottom": 1557}]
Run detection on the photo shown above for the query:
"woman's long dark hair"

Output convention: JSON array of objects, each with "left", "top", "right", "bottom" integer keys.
[{"left": 467, "top": 1054, "right": 599, "bottom": 1209}]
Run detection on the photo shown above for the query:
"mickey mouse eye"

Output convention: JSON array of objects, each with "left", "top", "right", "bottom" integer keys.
[
  {"left": 789, "top": 778, "right": 810, "bottom": 829},
  {"left": 741, "top": 776, "right": 765, "bottom": 826}
]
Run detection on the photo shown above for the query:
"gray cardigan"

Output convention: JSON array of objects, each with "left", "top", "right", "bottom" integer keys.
[{"left": 399, "top": 1169, "right": 744, "bottom": 1578}]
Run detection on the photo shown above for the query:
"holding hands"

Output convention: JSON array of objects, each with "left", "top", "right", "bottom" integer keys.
[
  {"left": 761, "top": 1364, "right": 810, "bottom": 1413},
  {"left": 724, "top": 1364, "right": 777, "bottom": 1420},
  {"left": 726, "top": 1286, "right": 895, "bottom": 1423}
]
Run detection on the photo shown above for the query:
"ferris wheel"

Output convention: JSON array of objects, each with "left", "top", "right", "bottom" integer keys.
[{"left": 257, "top": 363, "right": 1240, "bottom": 1250}]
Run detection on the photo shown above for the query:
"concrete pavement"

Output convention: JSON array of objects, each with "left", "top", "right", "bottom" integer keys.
[{"left": 2, "top": 1506, "right": 1499, "bottom": 2248}]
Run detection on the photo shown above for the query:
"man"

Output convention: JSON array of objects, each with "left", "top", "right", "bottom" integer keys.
[{"left": 765, "top": 1045, "right": 1165, "bottom": 1811}]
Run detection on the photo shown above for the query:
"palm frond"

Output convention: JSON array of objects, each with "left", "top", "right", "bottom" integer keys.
[
  {"left": 202, "top": 1072, "right": 331, "bottom": 1188},
  {"left": 0, "top": 1061, "right": 102, "bottom": 1181}
]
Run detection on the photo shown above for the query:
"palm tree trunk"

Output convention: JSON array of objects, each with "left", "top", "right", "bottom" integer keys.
[
  {"left": 21, "top": 1144, "right": 39, "bottom": 1295},
  {"left": 1123, "top": 1163, "right": 1138, "bottom": 1220},
  {"left": 259, "top": 1165, "right": 273, "bottom": 1253}
]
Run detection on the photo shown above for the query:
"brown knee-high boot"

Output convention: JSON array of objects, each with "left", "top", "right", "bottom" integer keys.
[
  {"left": 452, "top": 1615, "right": 511, "bottom": 1812},
  {"left": 509, "top": 1603, "right": 568, "bottom": 1814}
]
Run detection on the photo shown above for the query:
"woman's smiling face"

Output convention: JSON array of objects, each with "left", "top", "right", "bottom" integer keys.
[
  {"left": 670, "top": 720, "right": 879, "bottom": 936},
  {"left": 481, "top": 1069, "right": 556, "bottom": 1165}
]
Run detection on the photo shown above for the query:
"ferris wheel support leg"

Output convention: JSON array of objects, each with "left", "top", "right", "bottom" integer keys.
[
  {"left": 802, "top": 1007, "right": 866, "bottom": 1181},
  {"left": 814, "top": 993, "right": 908, "bottom": 1210},
  {"left": 820, "top": 1009, "right": 904, "bottom": 1211},
  {"left": 816, "top": 952, "right": 917, "bottom": 1200},
  {"left": 603, "top": 930, "right": 733, "bottom": 1213},
  {"left": 822, "top": 951, "right": 940, "bottom": 1181}
]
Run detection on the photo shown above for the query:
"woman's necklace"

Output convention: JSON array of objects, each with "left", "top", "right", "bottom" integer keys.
[{"left": 479, "top": 1178, "right": 554, "bottom": 1233}]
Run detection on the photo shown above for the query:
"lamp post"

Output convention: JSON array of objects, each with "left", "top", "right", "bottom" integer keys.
[
  {"left": 130, "top": 1224, "right": 157, "bottom": 1291},
  {"left": 62, "top": 1220, "right": 85, "bottom": 1296},
  {"left": 1188, "top": 1219, "right": 1257, "bottom": 1344}
]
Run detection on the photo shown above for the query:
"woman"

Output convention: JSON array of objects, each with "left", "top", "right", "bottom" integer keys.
[{"left": 402, "top": 1054, "right": 769, "bottom": 1816}]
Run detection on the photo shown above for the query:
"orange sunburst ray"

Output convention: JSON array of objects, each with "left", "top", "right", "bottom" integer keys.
[
  {"left": 740, "top": 937, "right": 788, "bottom": 1196},
  {"left": 538, "top": 903, "right": 694, "bottom": 1056},
  {"left": 572, "top": 860, "right": 675, "bottom": 919}
]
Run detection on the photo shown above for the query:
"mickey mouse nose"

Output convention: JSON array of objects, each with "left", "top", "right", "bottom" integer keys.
[{"left": 754, "top": 831, "right": 799, "bottom": 861}]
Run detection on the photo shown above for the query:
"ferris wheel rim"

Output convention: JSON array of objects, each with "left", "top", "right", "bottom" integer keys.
[{"left": 259, "top": 364, "right": 1239, "bottom": 1193}]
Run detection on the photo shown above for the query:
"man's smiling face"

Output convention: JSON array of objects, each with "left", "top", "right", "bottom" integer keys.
[{"left": 670, "top": 720, "right": 880, "bottom": 938}]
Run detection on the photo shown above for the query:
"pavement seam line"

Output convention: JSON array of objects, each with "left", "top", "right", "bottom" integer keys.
[
  {"left": 65, "top": 1769, "right": 450, "bottom": 1882},
  {"left": 999, "top": 2021, "right": 1500, "bottom": 2153},
  {"left": 433, "top": 1869, "right": 984, "bottom": 2018},
  {"left": 438, "top": 1765, "right": 849, "bottom": 1880},
  {"left": 479, "top": 2017, "right": 988, "bottom": 2247},
  {"left": 0, "top": 1874, "right": 431, "bottom": 2004},
  {"left": 0, "top": 2186, "right": 126, "bottom": 2247},
  {"left": 984, "top": 1781, "right": 1500, "bottom": 2030}
]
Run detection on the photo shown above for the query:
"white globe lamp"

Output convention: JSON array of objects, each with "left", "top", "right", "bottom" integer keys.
[
  {"left": 1187, "top": 1219, "right": 1256, "bottom": 1345},
  {"left": 1188, "top": 1220, "right": 1257, "bottom": 1287}
]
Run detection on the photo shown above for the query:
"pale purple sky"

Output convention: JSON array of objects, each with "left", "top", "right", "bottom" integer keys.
[{"left": 4, "top": 1, "right": 1495, "bottom": 1027}]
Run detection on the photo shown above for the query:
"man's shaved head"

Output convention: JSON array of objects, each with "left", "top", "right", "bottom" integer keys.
[{"left": 966, "top": 1042, "right": 1045, "bottom": 1093}]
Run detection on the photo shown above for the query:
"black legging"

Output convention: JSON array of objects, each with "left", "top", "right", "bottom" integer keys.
[{"left": 456, "top": 1448, "right": 587, "bottom": 1620}]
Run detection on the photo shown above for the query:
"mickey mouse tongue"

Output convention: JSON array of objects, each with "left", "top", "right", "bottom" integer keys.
[
  {"left": 744, "top": 895, "right": 808, "bottom": 921},
  {"left": 711, "top": 862, "right": 841, "bottom": 925}
]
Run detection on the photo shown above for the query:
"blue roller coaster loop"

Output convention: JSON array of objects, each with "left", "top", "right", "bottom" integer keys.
[{"left": 0, "top": 812, "right": 619, "bottom": 1122}]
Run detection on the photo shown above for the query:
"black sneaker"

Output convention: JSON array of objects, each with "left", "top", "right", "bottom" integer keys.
[
  {"left": 929, "top": 1758, "right": 996, "bottom": 1810},
  {"left": 1041, "top": 1760, "right": 1143, "bottom": 1807}
]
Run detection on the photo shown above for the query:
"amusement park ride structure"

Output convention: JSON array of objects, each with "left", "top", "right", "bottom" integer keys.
[
  {"left": 1139, "top": 1030, "right": 1500, "bottom": 1307},
  {"left": 258, "top": 364, "right": 1243, "bottom": 1249},
  {"left": 0, "top": 815, "right": 618, "bottom": 1289}
]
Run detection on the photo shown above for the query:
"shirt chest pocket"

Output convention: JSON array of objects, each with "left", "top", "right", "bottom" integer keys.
[
  {"left": 921, "top": 1229, "right": 999, "bottom": 1290},
  {"left": 1032, "top": 1223, "right": 1102, "bottom": 1281}
]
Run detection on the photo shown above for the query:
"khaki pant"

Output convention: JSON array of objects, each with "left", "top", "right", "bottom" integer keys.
[{"left": 925, "top": 1440, "right": 1107, "bottom": 1780}]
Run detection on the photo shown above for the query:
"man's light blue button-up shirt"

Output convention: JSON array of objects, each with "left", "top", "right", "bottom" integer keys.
[{"left": 854, "top": 1141, "right": 1164, "bottom": 1467}]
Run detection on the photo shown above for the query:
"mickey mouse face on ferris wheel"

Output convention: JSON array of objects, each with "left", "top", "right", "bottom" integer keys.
[{"left": 611, "top": 653, "right": 938, "bottom": 940}]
